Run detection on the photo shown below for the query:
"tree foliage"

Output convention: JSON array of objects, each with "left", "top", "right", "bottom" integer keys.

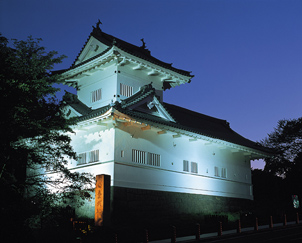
[
  {"left": 0, "top": 34, "right": 93, "bottom": 238},
  {"left": 261, "top": 118, "right": 302, "bottom": 177}
]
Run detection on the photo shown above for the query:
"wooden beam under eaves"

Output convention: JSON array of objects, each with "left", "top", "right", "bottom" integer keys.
[
  {"left": 231, "top": 149, "right": 240, "bottom": 153},
  {"left": 189, "top": 138, "right": 197, "bottom": 142},
  {"left": 141, "top": 125, "right": 151, "bottom": 131},
  {"left": 173, "top": 134, "right": 181, "bottom": 138},
  {"left": 157, "top": 130, "right": 166, "bottom": 135},
  {"left": 97, "top": 121, "right": 108, "bottom": 127},
  {"left": 82, "top": 71, "right": 93, "bottom": 76},
  {"left": 123, "top": 122, "right": 132, "bottom": 127},
  {"left": 133, "top": 64, "right": 143, "bottom": 70},
  {"left": 147, "top": 70, "right": 158, "bottom": 76}
]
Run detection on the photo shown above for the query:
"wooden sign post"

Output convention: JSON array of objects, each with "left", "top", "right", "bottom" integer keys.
[{"left": 95, "top": 174, "right": 111, "bottom": 226}]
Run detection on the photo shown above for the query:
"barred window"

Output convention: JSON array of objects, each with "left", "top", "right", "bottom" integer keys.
[
  {"left": 214, "top": 166, "right": 220, "bottom": 177},
  {"left": 77, "top": 153, "right": 87, "bottom": 165},
  {"left": 89, "top": 150, "right": 99, "bottom": 163},
  {"left": 191, "top": 162, "right": 198, "bottom": 173},
  {"left": 91, "top": 89, "right": 102, "bottom": 103},
  {"left": 132, "top": 149, "right": 146, "bottom": 164},
  {"left": 120, "top": 83, "right": 133, "bottom": 97},
  {"left": 147, "top": 152, "right": 161, "bottom": 167},
  {"left": 221, "top": 168, "right": 227, "bottom": 178},
  {"left": 183, "top": 160, "right": 189, "bottom": 172}
]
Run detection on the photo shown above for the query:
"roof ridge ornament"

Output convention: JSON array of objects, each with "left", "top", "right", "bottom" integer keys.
[
  {"left": 93, "top": 19, "right": 102, "bottom": 31},
  {"left": 140, "top": 38, "right": 146, "bottom": 49}
]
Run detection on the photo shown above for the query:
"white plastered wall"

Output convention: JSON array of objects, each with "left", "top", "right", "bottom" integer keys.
[{"left": 113, "top": 122, "right": 253, "bottom": 200}]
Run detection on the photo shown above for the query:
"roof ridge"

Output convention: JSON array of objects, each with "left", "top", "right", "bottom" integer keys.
[
  {"left": 164, "top": 103, "right": 229, "bottom": 126},
  {"left": 67, "top": 25, "right": 194, "bottom": 77}
]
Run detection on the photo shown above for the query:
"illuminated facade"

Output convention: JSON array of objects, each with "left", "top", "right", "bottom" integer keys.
[{"left": 60, "top": 24, "right": 271, "bottom": 225}]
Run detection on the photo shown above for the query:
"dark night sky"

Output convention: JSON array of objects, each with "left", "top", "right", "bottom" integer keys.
[{"left": 1, "top": 0, "right": 301, "bottom": 169}]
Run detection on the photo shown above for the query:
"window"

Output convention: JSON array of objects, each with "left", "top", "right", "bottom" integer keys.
[
  {"left": 221, "top": 168, "right": 227, "bottom": 178},
  {"left": 91, "top": 89, "right": 102, "bottom": 103},
  {"left": 77, "top": 150, "right": 99, "bottom": 166},
  {"left": 132, "top": 149, "right": 146, "bottom": 164},
  {"left": 132, "top": 149, "right": 160, "bottom": 167},
  {"left": 120, "top": 83, "right": 133, "bottom": 97},
  {"left": 77, "top": 153, "right": 87, "bottom": 165},
  {"left": 89, "top": 150, "right": 99, "bottom": 163},
  {"left": 191, "top": 162, "right": 198, "bottom": 173},
  {"left": 214, "top": 166, "right": 220, "bottom": 177},
  {"left": 214, "top": 166, "right": 227, "bottom": 178},
  {"left": 183, "top": 160, "right": 189, "bottom": 172},
  {"left": 147, "top": 152, "right": 161, "bottom": 167},
  {"left": 121, "top": 150, "right": 125, "bottom": 157}
]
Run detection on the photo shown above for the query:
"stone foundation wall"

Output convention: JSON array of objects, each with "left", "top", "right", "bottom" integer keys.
[{"left": 110, "top": 186, "right": 253, "bottom": 229}]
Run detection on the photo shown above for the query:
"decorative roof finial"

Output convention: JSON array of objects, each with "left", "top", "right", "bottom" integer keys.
[
  {"left": 93, "top": 19, "right": 102, "bottom": 30},
  {"left": 140, "top": 38, "right": 146, "bottom": 49}
]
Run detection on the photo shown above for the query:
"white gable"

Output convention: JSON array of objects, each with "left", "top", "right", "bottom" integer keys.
[
  {"left": 74, "top": 36, "right": 109, "bottom": 66},
  {"left": 62, "top": 105, "right": 82, "bottom": 119}
]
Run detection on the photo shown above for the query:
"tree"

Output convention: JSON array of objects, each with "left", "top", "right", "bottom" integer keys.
[
  {"left": 0, "top": 35, "right": 93, "bottom": 240},
  {"left": 261, "top": 118, "right": 302, "bottom": 177}
]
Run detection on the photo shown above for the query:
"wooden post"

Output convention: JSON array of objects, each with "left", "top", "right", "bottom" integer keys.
[
  {"left": 269, "top": 216, "right": 273, "bottom": 229},
  {"left": 254, "top": 217, "right": 258, "bottom": 231},
  {"left": 114, "top": 233, "right": 118, "bottom": 243},
  {"left": 283, "top": 214, "right": 287, "bottom": 226},
  {"left": 218, "top": 221, "right": 222, "bottom": 236},
  {"left": 144, "top": 229, "right": 149, "bottom": 243},
  {"left": 95, "top": 174, "right": 111, "bottom": 227},
  {"left": 195, "top": 223, "right": 200, "bottom": 240},
  {"left": 269, "top": 216, "right": 274, "bottom": 229},
  {"left": 171, "top": 226, "right": 176, "bottom": 243},
  {"left": 237, "top": 219, "right": 241, "bottom": 233},
  {"left": 296, "top": 212, "right": 299, "bottom": 224}
]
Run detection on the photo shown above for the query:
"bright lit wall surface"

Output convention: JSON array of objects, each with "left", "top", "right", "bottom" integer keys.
[{"left": 67, "top": 119, "right": 253, "bottom": 200}]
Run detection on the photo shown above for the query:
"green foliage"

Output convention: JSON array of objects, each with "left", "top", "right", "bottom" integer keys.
[{"left": 0, "top": 34, "right": 93, "bottom": 237}]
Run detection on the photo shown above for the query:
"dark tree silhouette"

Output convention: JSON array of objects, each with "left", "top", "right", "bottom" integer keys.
[
  {"left": 261, "top": 118, "right": 302, "bottom": 177},
  {"left": 0, "top": 34, "right": 93, "bottom": 240}
]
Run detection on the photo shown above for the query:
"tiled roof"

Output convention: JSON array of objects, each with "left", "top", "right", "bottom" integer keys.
[
  {"left": 63, "top": 91, "right": 91, "bottom": 115},
  {"left": 114, "top": 103, "right": 270, "bottom": 154},
  {"left": 69, "top": 26, "right": 194, "bottom": 78},
  {"left": 63, "top": 88, "right": 271, "bottom": 155},
  {"left": 63, "top": 92, "right": 111, "bottom": 121},
  {"left": 163, "top": 103, "right": 271, "bottom": 153},
  {"left": 120, "top": 84, "right": 156, "bottom": 109}
]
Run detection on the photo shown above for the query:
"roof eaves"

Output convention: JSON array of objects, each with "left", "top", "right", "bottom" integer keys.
[
  {"left": 76, "top": 105, "right": 112, "bottom": 123},
  {"left": 115, "top": 107, "right": 272, "bottom": 155}
]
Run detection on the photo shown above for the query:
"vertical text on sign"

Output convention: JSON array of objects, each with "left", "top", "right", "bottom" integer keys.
[{"left": 95, "top": 174, "right": 111, "bottom": 226}]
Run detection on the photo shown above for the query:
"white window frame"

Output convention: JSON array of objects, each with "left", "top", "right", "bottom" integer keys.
[
  {"left": 120, "top": 83, "right": 133, "bottom": 97},
  {"left": 183, "top": 160, "right": 189, "bottom": 172},
  {"left": 132, "top": 149, "right": 146, "bottom": 164},
  {"left": 214, "top": 166, "right": 220, "bottom": 177},
  {"left": 77, "top": 150, "right": 99, "bottom": 166},
  {"left": 191, "top": 162, "right": 198, "bottom": 174},
  {"left": 77, "top": 152, "right": 87, "bottom": 166},
  {"left": 132, "top": 149, "right": 160, "bottom": 167},
  {"left": 147, "top": 152, "right": 161, "bottom": 167},
  {"left": 91, "top": 89, "right": 102, "bottom": 103},
  {"left": 89, "top": 150, "right": 99, "bottom": 163},
  {"left": 221, "top": 168, "right": 227, "bottom": 178}
]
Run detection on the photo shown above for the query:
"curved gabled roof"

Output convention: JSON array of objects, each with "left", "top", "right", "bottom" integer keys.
[
  {"left": 68, "top": 26, "right": 194, "bottom": 77},
  {"left": 62, "top": 86, "right": 272, "bottom": 156}
]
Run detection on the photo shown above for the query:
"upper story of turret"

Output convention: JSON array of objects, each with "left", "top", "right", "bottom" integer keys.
[{"left": 60, "top": 22, "right": 194, "bottom": 109}]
